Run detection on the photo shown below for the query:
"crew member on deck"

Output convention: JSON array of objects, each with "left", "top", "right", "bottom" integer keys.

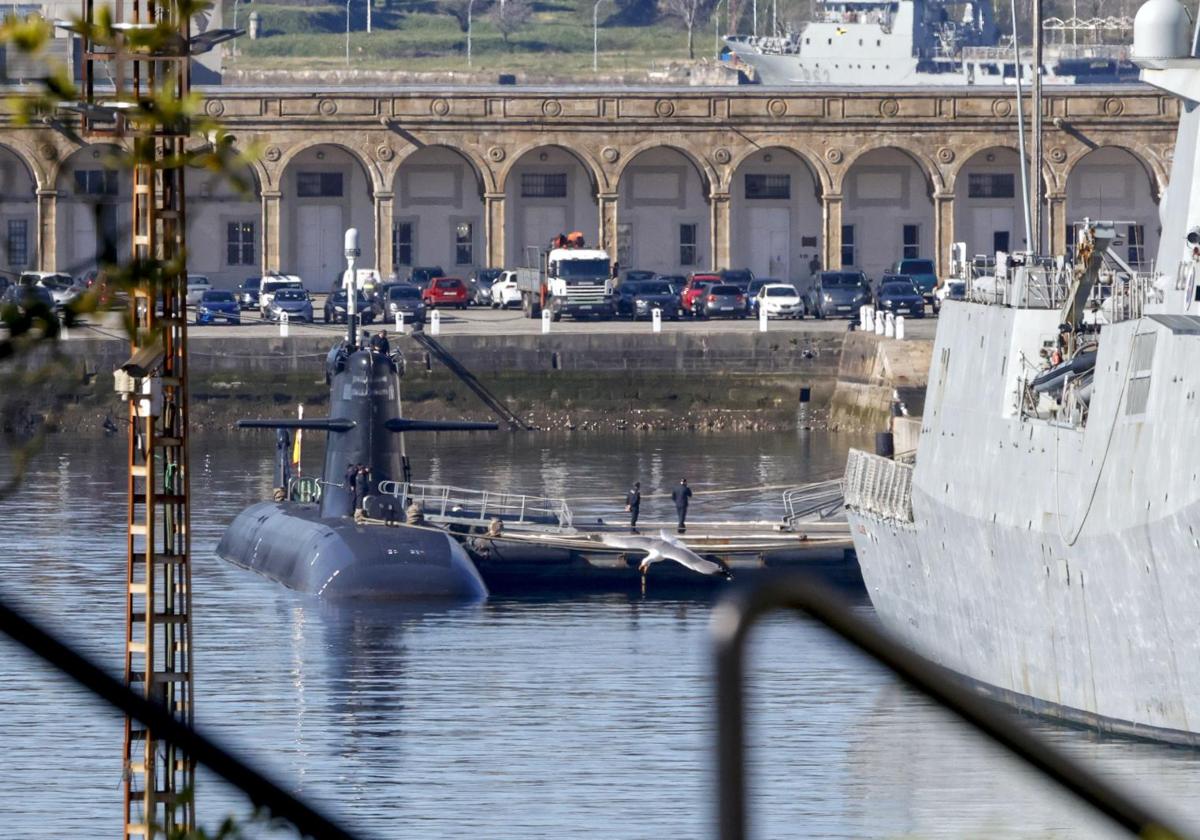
[
  {"left": 671, "top": 478, "right": 692, "bottom": 534},
  {"left": 625, "top": 481, "right": 641, "bottom": 533},
  {"left": 371, "top": 330, "right": 390, "bottom": 355}
]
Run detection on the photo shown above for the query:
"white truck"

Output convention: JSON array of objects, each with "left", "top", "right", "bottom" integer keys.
[{"left": 515, "top": 247, "right": 616, "bottom": 321}]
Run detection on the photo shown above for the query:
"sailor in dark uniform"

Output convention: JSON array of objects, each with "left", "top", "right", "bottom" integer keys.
[
  {"left": 624, "top": 481, "right": 641, "bottom": 533},
  {"left": 370, "top": 330, "right": 390, "bottom": 355},
  {"left": 671, "top": 478, "right": 692, "bottom": 534}
]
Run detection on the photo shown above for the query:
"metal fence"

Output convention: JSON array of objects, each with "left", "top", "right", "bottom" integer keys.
[
  {"left": 377, "top": 481, "right": 574, "bottom": 529},
  {"left": 842, "top": 449, "right": 914, "bottom": 523},
  {"left": 781, "top": 479, "right": 844, "bottom": 525}
]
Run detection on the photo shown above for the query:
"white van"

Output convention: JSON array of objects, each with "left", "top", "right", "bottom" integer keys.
[{"left": 259, "top": 274, "right": 304, "bottom": 317}]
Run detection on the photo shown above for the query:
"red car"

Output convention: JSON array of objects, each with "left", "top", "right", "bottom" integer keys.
[
  {"left": 681, "top": 273, "right": 720, "bottom": 315},
  {"left": 422, "top": 277, "right": 469, "bottom": 309}
]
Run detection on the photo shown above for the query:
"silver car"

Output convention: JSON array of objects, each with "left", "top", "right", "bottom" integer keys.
[{"left": 267, "top": 288, "right": 314, "bottom": 323}]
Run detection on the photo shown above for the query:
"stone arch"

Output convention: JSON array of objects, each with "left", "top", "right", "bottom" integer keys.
[
  {"left": 728, "top": 146, "right": 825, "bottom": 282},
  {"left": 1065, "top": 145, "right": 1161, "bottom": 269},
  {"left": 503, "top": 144, "right": 602, "bottom": 265},
  {"left": 275, "top": 139, "right": 384, "bottom": 195},
  {"left": 279, "top": 142, "right": 378, "bottom": 285},
  {"left": 0, "top": 142, "right": 40, "bottom": 272},
  {"left": 837, "top": 142, "right": 943, "bottom": 196},
  {"left": 725, "top": 143, "right": 830, "bottom": 196},
  {"left": 54, "top": 143, "right": 132, "bottom": 275},
  {"left": 614, "top": 145, "right": 713, "bottom": 275},
  {"left": 841, "top": 145, "right": 939, "bottom": 277},
  {"left": 392, "top": 140, "right": 496, "bottom": 195},
  {"left": 187, "top": 158, "right": 263, "bottom": 288},
  {"left": 391, "top": 144, "right": 488, "bottom": 276},
  {"left": 497, "top": 141, "right": 607, "bottom": 195},
  {"left": 613, "top": 140, "right": 717, "bottom": 196},
  {"left": 1064, "top": 143, "right": 1164, "bottom": 202},
  {"left": 951, "top": 145, "right": 1041, "bottom": 256}
]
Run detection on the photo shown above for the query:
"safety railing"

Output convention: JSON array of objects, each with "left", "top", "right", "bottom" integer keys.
[
  {"left": 377, "top": 481, "right": 574, "bottom": 529},
  {"left": 781, "top": 479, "right": 844, "bottom": 525},
  {"left": 843, "top": 448, "right": 914, "bottom": 523}
]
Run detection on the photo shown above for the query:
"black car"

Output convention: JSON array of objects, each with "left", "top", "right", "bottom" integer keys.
[
  {"left": 324, "top": 289, "right": 377, "bottom": 324},
  {"left": 383, "top": 283, "right": 427, "bottom": 325},
  {"left": 237, "top": 277, "right": 261, "bottom": 311},
  {"left": 719, "top": 269, "right": 755, "bottom": 291},
  {"left": 621, "top": 269, "right": 656, "bottom": 285},
  {"left": 700, "top": 283, "right": 749, "bottom": 319},
  {"left": 0, "top": 282, "right": 56, "bottom": 315},
  {"left": 874, "top": 276, "right": 926, "bottom": 318},
  {"left": 409, "top": 266, "right": 445, "bottom": 288},
  {"left": 619, "top": 280, "right": 683, "bottom": 320},
  {"left": 807, "top": 270, "right": 871, "bottom": 319},
  {"left": 468, "top": 268, "right": 502, "bottom": 306}
]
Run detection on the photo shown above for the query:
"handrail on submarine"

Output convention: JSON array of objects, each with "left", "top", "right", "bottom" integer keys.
[
  {"left": 711, "top": 574, "right": 1191, "bottom": 840},
  {"left": 409, "top": 330, "right": 534, "bottom": 431}
]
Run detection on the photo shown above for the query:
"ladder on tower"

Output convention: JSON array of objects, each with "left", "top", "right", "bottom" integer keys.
[{"left": 76, "top": 1, "right": 198, "bottom": 836}]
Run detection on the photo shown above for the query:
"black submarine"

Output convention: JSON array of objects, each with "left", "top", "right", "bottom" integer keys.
[{"left": 217, "top": 234, "right": 495, "bottom": 600}]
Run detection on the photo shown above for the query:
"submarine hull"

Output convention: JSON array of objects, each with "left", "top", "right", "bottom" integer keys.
[{"left": 217, "top": 502, "right": 487, "bottom": 601}]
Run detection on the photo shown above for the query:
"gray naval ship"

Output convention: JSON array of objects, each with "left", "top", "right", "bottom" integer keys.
[
  {"left": 724, "top": 0, "right": 1137, "bottom": 85},
  {"left": 844, "top": 0, "right": 1200, "bottom": 745}
]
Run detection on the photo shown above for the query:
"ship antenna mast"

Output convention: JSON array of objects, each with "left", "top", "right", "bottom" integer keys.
[{"left": 1011, "top": 0, "right": 1034, "bottom": 251}]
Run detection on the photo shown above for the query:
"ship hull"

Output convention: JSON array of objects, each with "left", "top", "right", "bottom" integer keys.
[{"left": 848, "top": 301, "right": 1200, "bottom": 744}]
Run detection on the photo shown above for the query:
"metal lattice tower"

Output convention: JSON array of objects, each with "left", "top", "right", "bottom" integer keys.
[{"left": 77, "top": 1, "right": 196, "bottom": 836}]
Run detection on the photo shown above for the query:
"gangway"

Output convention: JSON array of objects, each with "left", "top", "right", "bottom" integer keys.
[
  {"left": 409, "top": 331, "right": 534, "bottom": 431},
  {"left": 781, "top": 479, "right": 845, "bottom": 526},
  {"left": 380, "top": 481, "right": 574, "bottom": 530}
]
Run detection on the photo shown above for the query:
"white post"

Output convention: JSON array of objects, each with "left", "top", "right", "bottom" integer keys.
[
  {"left": 279, "top": 310, "right": 289, "bottom": 338},
  {"left": 860, "top": 305, "right": 870, "bottom": 327},
  {"left": 895, "top": 315, "right": 906, "bottom": 341},
  {"left": 758, "top": 304, "right": 768, "bottom": 332},
  {"left": 430, "top": 309, "right": 441, "bottom": 336},
  {"left": 541, "top": 308, "right": 552, "bottom": 334},
  {"left": 345, "top": 0, "right": 351, "bottom": 66},
  {"left": 593, "top": 0, "right": 605, "bottom": 72},
  {"left": 394, "top": 312, "right": 403, "bottom": 332},
  {"left": 343, "top": 227, "right": 361, "bottom": 347},
  {"left": 884, "top": 312, "right": 895, "bottom": 338},
  {"left": 874, "top": 310, "right": 884, "bottom": 335},
  {"left": 651, "top": 307, "right": 662, "bottom": 333}
]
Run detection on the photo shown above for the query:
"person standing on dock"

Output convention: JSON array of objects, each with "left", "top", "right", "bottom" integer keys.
[
  {"left": 625, "top": 481, "right": 641, "bottom": 533},
  {"left": 672, "top": 478, "right": 692, "bottom": 534}
]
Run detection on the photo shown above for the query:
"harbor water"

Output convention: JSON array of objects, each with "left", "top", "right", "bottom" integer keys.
[{"left": 1, "top": 431, "right": 1199, "bottom": 838}]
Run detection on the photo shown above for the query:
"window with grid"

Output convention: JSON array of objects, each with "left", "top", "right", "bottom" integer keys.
[
  {"left": 967, "top": 173, "right": 1015, "bottom": 199},
  {"left": 74, "top": 169, "right": 118, "bottom": 196},
  {"left": 6, "top": 219, "right": 28, "bottom": 269},
  {"left": 841, "top": 224, "right": 855, "bottom": 267},
  {"left": 679, "top": 223, "right": 698, "bottom": 266},
  {"left": 744, "top": 174, "right": 791, "bottom": 200},
  {"left": 1127, "top": 224, "right": 1145, "bottom": 267},
  {"left": 902, "top": 224, "right": 920, "bottom": 259},
  {"left": 455, "top": 222, "right": 473, "bottom": 266},
  {"left": 226, "top": 221, "right": 255, "bottom": 266},
  {"left": 520, "top": 173, "right": 567, "bottom": 198},
  {"left": 296, "top": 172, "right": 344, "bottom": 197},
  {"left": 393, "top": 222, "right": 413, "bottom": 268}
]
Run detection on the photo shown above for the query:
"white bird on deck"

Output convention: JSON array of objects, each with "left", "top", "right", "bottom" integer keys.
[{"left": 599, "top": 530, "right": 733, "bottom": 580}]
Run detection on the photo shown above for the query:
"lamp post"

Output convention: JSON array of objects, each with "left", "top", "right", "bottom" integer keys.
[
  {"left": 467, "top": 0, "right": 477, "bottom": 67},
  {"left": 593, "top": 0, "right": 607, "bottom": 73},
  {"left": 345, "top": 0, "right": 352, "bottom": 66}
]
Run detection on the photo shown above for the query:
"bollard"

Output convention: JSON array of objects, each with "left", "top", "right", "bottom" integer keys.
[
  {"left": 874, "top": 311, "right": 884, "bottom": 336},
  {"left": 394, "top": 312, "right": 403, "bottom": 332},
  {"left": 758, "top": 305, "right": 768, "bottom": 332},
  {"left": 279, "top": 311, "right": 289, "bottom": 338},
  {"left": 430, "top": 309, "right": 441, "bottom": 336},
  {"left": 884, "top": 312, "right": 895, "bottom": 338},
  {"left": 541, "top": 308, "right": 552, "bottom": 334},
  {"left": 651, "top": 307, "right": 662, "bottom": 333},
  {"left": 895, "top": 315, "right": 905, "bottom": 340}
]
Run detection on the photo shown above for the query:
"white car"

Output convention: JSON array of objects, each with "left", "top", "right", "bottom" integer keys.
[
  {"left": 185, "top": 275, "right": 212, "bottom": 305},
  {"left": 19, "top": 272, "right": 80, "bottom": 309},
  {"left": 756, "top": 283, "right": 805, "bottom": 318},
  {"left": 490, "top": 271, "right": 522, "bottom": 308}
]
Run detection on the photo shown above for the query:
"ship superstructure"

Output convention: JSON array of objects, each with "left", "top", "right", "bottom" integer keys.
[
  {"left": 844, "top": 0, "right": 1200, "bottom": 743},
  {"left": 724, "top": 0, "right": 1137, "bottom": 85}
]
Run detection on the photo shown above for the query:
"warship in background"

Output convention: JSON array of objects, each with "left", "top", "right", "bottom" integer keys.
[
  {"left": 723, "top": 0, "right": 1139, "bottom": 85},
  {"left": 844, "top": 0, "right": 1200, "bottom": 744}
]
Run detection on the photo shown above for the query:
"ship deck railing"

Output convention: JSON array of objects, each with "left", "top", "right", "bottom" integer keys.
[
  {"left": 957, "top": 259, "right": 1156, "bottom": 323},
  {"left": 379, "top": 481, "right": 575, "bottom": 530},
  {"left": 843, "top": 449, "right": 914, "bottom": 523},
  {"left": 781, "top": 479, "right": 845, "bottom": 526}
]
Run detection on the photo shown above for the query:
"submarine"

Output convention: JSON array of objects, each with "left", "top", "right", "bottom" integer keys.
[{"left": 217, "top": 230, "right": 496, "bottom": 600}]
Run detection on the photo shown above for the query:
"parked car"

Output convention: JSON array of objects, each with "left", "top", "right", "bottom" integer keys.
[
  {"left": 383, "top": 283, "right": 427, "bottom": 325},
  {"left": 1, "top": 282, "right": 56, "bottom": 316},
  {"left": 621, "top": 269, "right": 656, "bottom": 285},
  {"left": 806, "top": 270, "right": 871, "bottom": 319},
  {"left": 184, "top": 275, "right": 212, "bottom": 306},
  {"left": 409, "top": 266, "right": 445, "bottom": 288},
  {"left": 756, "top": 283, "right": 805, "bottom": 319},
  {"left": 266, "top": 288, "right": 314, "bottom": 323},
  {"left": 936, "top": 279, "right": 967, "bottom": 304},
  {"left": 719, "top": 268, "right": 755, "bottom": 290},
  {"left": 619, "top": 279, "right": 683, "bottom": 320},
  {"left": 700, "top": 283, "right": 749, "bottom": 318},
  {"left": 875, "top": 276, "right": 926, "bottom": 317},
  {"left": 468, "top": 268, "right": 503, "bottom": 306},
  {"left": 75, "top": 268, "right": 102, "bottom": 289},
  {"left": 259, "top": 274, "right": 304, "bottom": 317},
  {"left": 746, "top": 277, "right": 784, "bottom": 312},
  {"left": 423, "top": 277, "right": 469, "bottom": 309},
  {"left": 490, "top": 271, "right": 522, "bottom": 308},
  {"left": 324, "top": 289, "right": 376, "bottom": 324},
  {"left": 19, "top": 272, "right": 80, "bottom": 310},
  {"left": 891, "top": 258, "right": 940, "bottom": 312},
  {"left": 656, "top": 274, "right": 687, "bottom": 289},
  {"left": 195, "top": 289, "right": 241, "bottom": 325},
  {"left": 237, "top": 277, "right": 261, "bottom": 311},
  {"left": 681, "top": 273, "right": 721, "bottom": 315}
]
